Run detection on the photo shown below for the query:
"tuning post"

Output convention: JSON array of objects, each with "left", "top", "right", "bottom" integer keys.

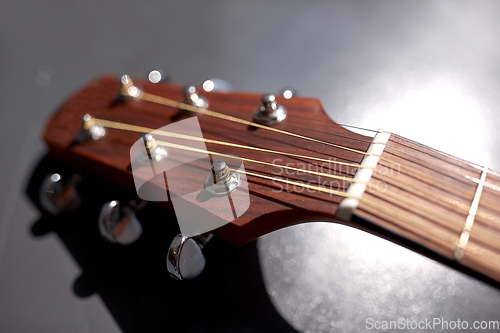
[
  {"left": 39, "top": 173, "right": 81, "bottom": 215},
  {"left": 134, "top": 133, "right": 168, "bottom": 164},
  {"left": 76, "top": 114, "right": 106, "bottom": 142},
  {"left": 167, "top": 233, "right": 213, "bottom": 280},
  {"left": 183, "top": 85, "right": 207, "bottom": 110},
  {"left": 204, "top": 160, "right": 240, "bottom": 196},
  {"left": 253, "top": 93, "right": 287, "bottom": 126},
  {"left": 98, "top": 199, "right": 144, "bottom": 245},
  {"left": 119, "top": 74, "right": 141, "bottom": 98}
]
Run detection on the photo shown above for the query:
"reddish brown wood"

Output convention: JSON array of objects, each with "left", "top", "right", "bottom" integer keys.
[
  {"left": 43, "top": 75, "right": 500, "bottom": 284},
  {"left": 43, "top": 75, "right": 371, "bottom": 246},
  {"left": 356, "top": 138, "right": 500, "bottom": 283}
]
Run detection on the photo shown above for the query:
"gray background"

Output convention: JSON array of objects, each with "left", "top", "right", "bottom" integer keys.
[{"left": 1, "top": 0, "right": 500, "bottom": 332}]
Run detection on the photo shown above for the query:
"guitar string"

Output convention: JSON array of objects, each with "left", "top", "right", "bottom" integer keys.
[
  {"left": 284, "top": 121, "right": 491, "bottom": 193},
  {"left": 148, "top": 139, "right": 463, "bottom": 248},
  {"left": 291, "top": 112, "right": 495, "bottom": 176},
  {"left": 94, "top": 117, "right": 500, "bottom": 224},
  {"left": 136, "top": 90, "right": 373, "bottom": 157},
  {"left": 232, "top": 168, "right": 500, "bottom": 257},
  {"left": 122, "top": 83, "right": 500, "bottom": 259},
  {"left": 155, "top": 140, "right": 366, "bottom": 185},
  {"left": 94, "top": 118, "right": 367, "bottom": 170},
  {"left": 165, "top": 140, "right": 500, "bottom": 255},
  {"left": 373, "top": 171, "right": 500, "bottom": 224},
  {"left": 156, "top": 140, "right": 500, "bottom": 234},
  {"left": 95, "top": 119, "right": 500, "bottom": 255},
  {"left": 126, "top": 86, "right": 493, "bottom": 197},
  {"left": 124, "top": 79, "right": 494, "bottom": 192},
  {"left": 391, "top": 133, "right": 485, "bottom": 170},
  {"left": 291, "top": 113, "right": 498, "bottom": 178}
]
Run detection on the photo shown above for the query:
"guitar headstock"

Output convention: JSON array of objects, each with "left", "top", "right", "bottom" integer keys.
[{"left": 42, "top": 74, "right": 372, "bottom": 278}]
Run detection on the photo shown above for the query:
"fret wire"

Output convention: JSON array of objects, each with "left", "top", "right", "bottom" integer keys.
[
  {"left": 380, "top": 157, "right": 499, "bottom": 210},
  {"left": 272, "top": 114, "right": 500, "bottom": 203},
  {"left": 94, "top": 116, "right": 500, "bottom": 232},
  {"left": 455, "top": 166, "right": 489, "bottom": 260},
  {"left": 235, "top": 164, "right": 496, "bottom": 258},
  {"left": 95, "top": 116, "right": 500, "bottom": 237},
  {"left": 151, "top": 136, "right": 482, "bottom": 240},
  {"left": 125, "top": 85, "right": 495, "bottom": 203},
  {"left": 283, "top": 120, "right": 489, "bottom": 190},
  {"left": 285, "top": 119, "right": 500, "bottom": 198},
  {"left": 120, "top": 118, "right": 494, "bottom": 257},
  {"left": 125, "top": 78, "right": 498, "bottom": 203}
]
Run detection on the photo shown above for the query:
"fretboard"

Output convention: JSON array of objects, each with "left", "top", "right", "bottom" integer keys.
[{"left": 352, "top": 134, "right": 500, "bottom": 283}]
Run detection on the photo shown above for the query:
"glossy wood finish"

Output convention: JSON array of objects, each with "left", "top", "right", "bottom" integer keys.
[
  {"left": 44, "top": 75, "right": 500, "bottom": 283},
  {"left": 357, "top": 136, "right": 500, "bottom": 282},
  {"left": 44, "top": 75, "right": 371, "bottom": 245}
]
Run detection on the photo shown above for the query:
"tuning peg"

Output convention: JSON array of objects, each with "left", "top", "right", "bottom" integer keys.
[
  {"left": 182, "top": 85, "right": 208, "bottom": 113},
  {"left": 167, "top": 233, "right": 213, "bottom": 280},
  {"left": 39, "top": 173, "right": 81, "bottom": 215},
  {"left": 98, "top": 199, "right": 144, "bottom": 245},
  {"left": 253, "top": 93, "right": 287, "bottom": 125},
  {"left": 76, "top": 114, "right": 106, "bottom": 142},
  {"left": 202, "top": 78, "right": 233, "bottom": 92},
  {"left": 147, "top": 69, "right": 170, "bottom": 83},
  {"left": 278, "top": 87, "right": 297, "bottom": 99}
]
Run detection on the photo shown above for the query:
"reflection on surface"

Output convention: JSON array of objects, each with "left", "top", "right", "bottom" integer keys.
[
  {"left": 259, "top": 222, "right": 500, "bottom": 332},
  {"left": 360, "top": 78, "right": 490, "bottom": 166},
  {"left": 24, "top": 155, "right": 297, "bottom": 333}
]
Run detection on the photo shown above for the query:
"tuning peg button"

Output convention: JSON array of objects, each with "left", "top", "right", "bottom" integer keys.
[
  {"left": 167, "top": 233, "right": 213, "bottom": 280},
  {"left": 202, "top": 78, "right": 233, "bottom": 92},
  {"left": 279, "top": 87, "right": 297, "bottom": 99},
  {"left": 98, "top": 200, "right": 143, "bottom": 245},
  {"left": 148, "top": 69, "right": 170, "bottom": 83},
  {"left": 39, "top": 173, "right": 81, "bottom": 215}
]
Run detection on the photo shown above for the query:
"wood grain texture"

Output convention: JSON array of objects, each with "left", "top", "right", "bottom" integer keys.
[
  {"left": 44, "top": 75, "right": 500, "bottom": 283},
  {"left": 356, "top": 136, "right": 500, "bottom": 283},
  {"left": 44, "top": 75, "right": 371, "bottom": 246}
]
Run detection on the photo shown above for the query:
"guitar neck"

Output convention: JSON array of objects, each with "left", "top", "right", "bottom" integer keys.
[
  {"left": 42, "top": 75, "right": 500, "bottom": 284},
  {"left": 351, "top": 134, "right": 500, "bottom": 283}
]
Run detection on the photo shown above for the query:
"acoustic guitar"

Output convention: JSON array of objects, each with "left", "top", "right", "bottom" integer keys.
[{"left": 39, "top": 73, "right": 500, "bottom": 284}]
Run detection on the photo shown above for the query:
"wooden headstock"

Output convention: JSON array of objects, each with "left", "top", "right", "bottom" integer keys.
[{"left": 43, "top": 75, "right": 371, "bottom": 246}]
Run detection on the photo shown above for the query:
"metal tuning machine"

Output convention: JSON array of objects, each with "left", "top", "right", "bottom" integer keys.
[
  {"left": 39, "top": 173, "right": 82, "bottom": 215},
  {"left": 253, "top": 93, "right": 287, "bottom": 125},
  {"left": 98, "top": 199, "right": 146, "bottom": 245},
  {"left": 76, "top": 114, "right": 105, "bottom": 142},
  {"left": 204, "top": 160, "right": 240, "bottom": 196},
  {"left": 166, "top": 233, "right": 213, "bottom": 280},
  {"left": 180, "top": 85, "right": 207, "bottom": 115}
]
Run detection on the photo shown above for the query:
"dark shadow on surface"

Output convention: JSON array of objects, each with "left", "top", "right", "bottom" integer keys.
[{"left": 25, "top": 154, "right": 297, "bottom": 333}]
